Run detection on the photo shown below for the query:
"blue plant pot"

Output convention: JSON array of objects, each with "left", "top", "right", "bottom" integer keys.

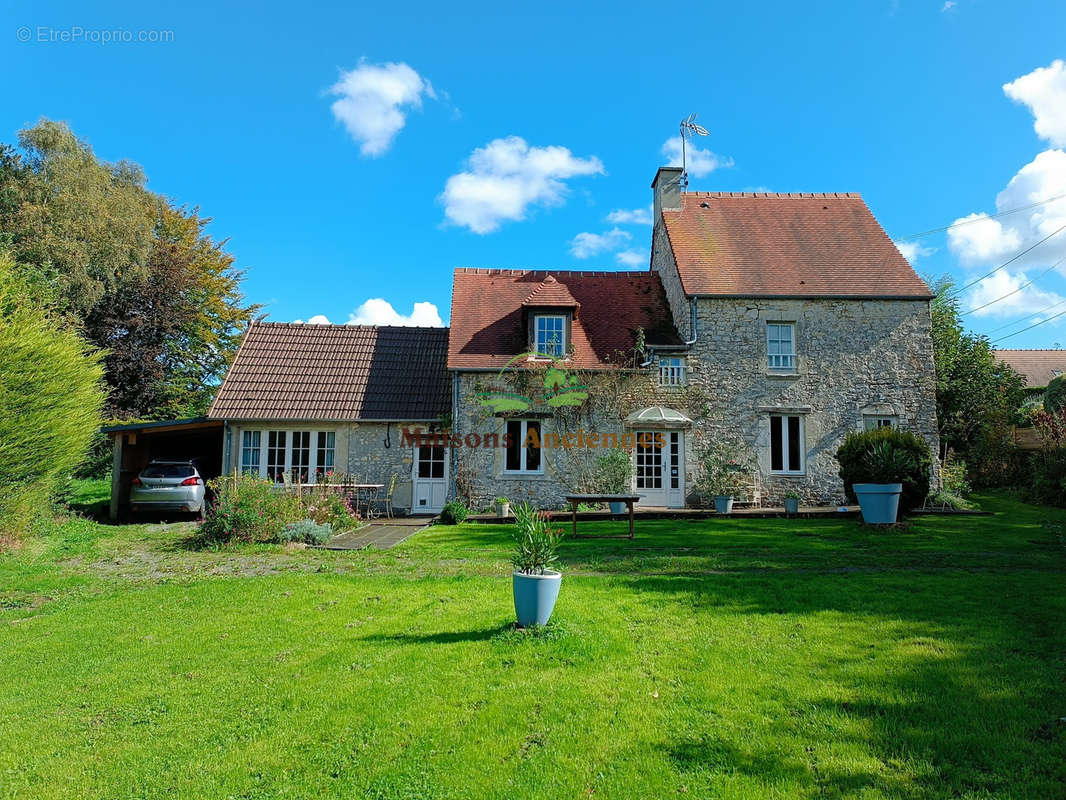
[
  {"left": 608, "top": 501, "right": 626, "bottom": 514},
  {"left": 513, "top": 570, "right": 561, "bottom": 627},
  {"left": 853, "top": 483, "right": 902, "bottom": 524},
  {"left": 784, "top": 497, "right": 800, "bottom": 515},
  {"left": 714, "top": 496, "right": 734, "bottom": 514}
]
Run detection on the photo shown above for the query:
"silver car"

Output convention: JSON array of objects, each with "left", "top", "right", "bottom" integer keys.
[{"left": 129, "top": 460, "right": 207, "bottom": 518}]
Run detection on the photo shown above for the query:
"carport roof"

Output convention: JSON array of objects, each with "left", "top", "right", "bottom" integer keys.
[{"left": 101, "top": 417, "right": 222, "bottom": 435}]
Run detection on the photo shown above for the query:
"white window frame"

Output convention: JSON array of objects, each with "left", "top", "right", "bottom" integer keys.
[
  {"left": 863, "top": 415, "right": 898, "bottom": 431},
  {"left": 503, "top": 419, "right": 543, "bottom": 474},
  {"left": 243, "top": 428, "right": 338, "bottom": 485},
  {"left": 534, "top": 315, "right": 566, "bottom": 358},
  {"left": 769, "top": 414, "right": 805, "bottom": 475},
  {"left": 658, "top": 356, "right": 687, "bottom": 387},
  {"left": 767, "top": 323, "right": 796, "bottom": 371},
  {"left": 240, "top": 430, "right": 262, "bottom": 476}
]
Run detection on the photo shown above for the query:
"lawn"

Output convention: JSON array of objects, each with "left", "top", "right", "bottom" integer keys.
[{"left": 1, "top": 493, "right": 1064, "bottom": 799}]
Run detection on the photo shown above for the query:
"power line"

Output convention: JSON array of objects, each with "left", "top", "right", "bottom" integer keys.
[
  {"left": 991, "top": 306, "right": 1066, "bottom": 343},
  {"left": 960, "top": 256, "right": 1066, "bottom": 316},
  {"left": 898, "top": 191, "right": 1066, "bottom": 241},
  {"left": 947, "top": 224, "right": 1066, "bottom": 298},
  {"left": 984, "top": 297, "right": 1066, "bottom": 334}
]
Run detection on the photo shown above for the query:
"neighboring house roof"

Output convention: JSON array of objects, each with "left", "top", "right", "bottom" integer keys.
[
  {"left": 448, "top": 269, "right": 682, "bottom": 370},
  {"left": 660, "top": 192, "right": 933, "bottom": 299},
  {"left": 994, "top": 349, "right": 1066, "bottom": 389},
  {"left": 208, "top": 323, "right": 450, "bottom": 421}
]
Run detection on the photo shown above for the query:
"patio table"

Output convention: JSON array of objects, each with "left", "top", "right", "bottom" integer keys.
[{"left": 564, "top": 494, "right": 640, "bottom": 539}]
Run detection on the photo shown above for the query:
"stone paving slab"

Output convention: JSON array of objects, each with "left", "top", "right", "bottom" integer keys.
[{"left": 323, "top": 517, "right": 433, "bottom": 550}]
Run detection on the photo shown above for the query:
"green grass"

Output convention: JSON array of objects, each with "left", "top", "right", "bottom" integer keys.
[{"left": 1, "top": 493, "right": 1064, "bottom": 799}]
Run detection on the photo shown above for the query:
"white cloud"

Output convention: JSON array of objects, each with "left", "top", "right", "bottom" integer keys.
[
  {"left": 570, "top": 228, "right": 631, "bottom": 259},
  {"left": 291, "top": 314, "right": 332, "bottom": 325},
  {"left": 963, "top": 269, "right": 1066, "bottom": 318},
  {"left": 1003, "top": 59, "right": 1066, "bottom": 147},
  {"left": 329, "top": 60, "right": 435, "bottom": 157},
  {"left": 606, "top": 206, "right": 653, "bottom": 226},
  {"left": 346, "top": 298, "right": 443, "bottom": 327},
  {"left": 894, "top": 241, "right": 937, "bottom": 263},
  {"left": 440, "top": 136, "right": 604, "bottom": 234},
  {"left": 615, "top": 249, "right": 648, "bottom": 267},
  {"left": 941, "top": 0, "right": 956, "bottom": 11},
  {"left": 661, "top": 136, "right": 734, "bottom": 178},
  {"left": 948, "top": 149, "right": 1066, "bottom": 267}
]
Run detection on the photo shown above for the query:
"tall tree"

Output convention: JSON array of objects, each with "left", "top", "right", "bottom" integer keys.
[
  {"left": 0, "top": 119, "right": 256, "bottom": 420},
  {"left": 930, "top": 278, "right": 1026, "bottom": 461}
]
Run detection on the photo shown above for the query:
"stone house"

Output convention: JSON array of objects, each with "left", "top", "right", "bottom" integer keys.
[{"left": 109, "top": 167, "right": 939, "bottom": 515}]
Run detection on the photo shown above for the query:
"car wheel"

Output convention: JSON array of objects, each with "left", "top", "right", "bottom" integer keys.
[{"left": 195, "top": 503, "right": 206, "bottom": 522}]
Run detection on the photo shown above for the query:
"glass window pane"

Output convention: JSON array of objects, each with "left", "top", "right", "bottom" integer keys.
[
  {"left": 267, "top": 431, "right": 287, "bottom": 482},
  {"left": 506, "top": 421, "right": 522, "bottom": 471},
  {"left": 770, "top": 416, "right": 783, "bottom": 472},
  {"left": 525, "top": 421, "right": 541, "bottom": 471},
  {"left": 787, "top": 416, "right": 802, "bottom": 472}
]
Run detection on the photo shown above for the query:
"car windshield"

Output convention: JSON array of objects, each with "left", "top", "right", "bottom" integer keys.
[{"left": 141, "top": 464, "right": 196, "bottom": 478}]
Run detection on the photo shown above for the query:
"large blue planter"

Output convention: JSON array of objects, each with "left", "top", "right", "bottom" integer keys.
[
  {"left": 608, "top": 501, "right": 626, "bottom": 514},
  {"left": 853, "top": 483, "right": 902, "bottom": 524},
  {"left": 714, "top": 496, "right": 734, "bottom": 514},
  {"left": 513, "top": 570, "right": 561, "bottom": 627}
]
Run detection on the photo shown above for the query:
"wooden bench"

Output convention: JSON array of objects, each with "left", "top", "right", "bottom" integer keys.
[{"left": 564, "top": 494, "right": 641, "bottom": 540}]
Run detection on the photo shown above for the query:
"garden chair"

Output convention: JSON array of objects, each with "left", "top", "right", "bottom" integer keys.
[{"left": 379, "top": 474, "right": 397, "bottom": 519}]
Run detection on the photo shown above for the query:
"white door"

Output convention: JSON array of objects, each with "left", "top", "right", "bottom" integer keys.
[
  {"left": 634, "top": 431, "right": 685, "bottom": 508},
  {"left": 412, "top": 444, "right": 448, "bottom": 514}
]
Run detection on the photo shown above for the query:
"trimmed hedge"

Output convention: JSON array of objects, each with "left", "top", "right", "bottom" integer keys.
[{"left": 836, "top": 428, "right": 933, "bottom": 512}]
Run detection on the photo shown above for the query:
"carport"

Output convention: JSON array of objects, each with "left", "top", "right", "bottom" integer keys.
[{"left": 103, "top": 418, "right": 225, "bottom": 520}]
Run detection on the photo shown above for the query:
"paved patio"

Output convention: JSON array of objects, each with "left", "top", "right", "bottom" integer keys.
[{"left": 322, "top": 516, "right": 432, "bottom": 550}]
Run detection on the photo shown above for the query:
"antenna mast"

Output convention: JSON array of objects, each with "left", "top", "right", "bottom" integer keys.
[{"left": 679, "top": 113, "right": 709, "bottom": 188}]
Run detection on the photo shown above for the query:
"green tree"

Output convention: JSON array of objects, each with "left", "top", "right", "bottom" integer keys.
[
  {"left": 0, "top": 119, "right": 255, "bottom": 421},
  {"left": 0, "top": 252, "right": 104, "bottom": 540},
  {"left": 930, "top": 278, "right": 1026, "bottom": 463}
]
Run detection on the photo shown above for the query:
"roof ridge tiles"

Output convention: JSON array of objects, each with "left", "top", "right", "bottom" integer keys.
[{"left": 681, "top": 191, "right": 861, "bottom": 199}]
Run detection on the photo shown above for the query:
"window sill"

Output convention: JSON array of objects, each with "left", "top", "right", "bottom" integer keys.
[
  {"left": 500, "top": 471, "right": 549, "bottom": 481},
  {"left": 765, "top": 370, "right": 801, "bottom": 379},
  {"left": 770, "top": 471, "right": 806, "bottom": 477}
]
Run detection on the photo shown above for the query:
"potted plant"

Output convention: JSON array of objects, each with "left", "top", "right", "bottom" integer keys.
[
  {"left": 496, "top": 496, "right": 511, "bottom": 518},
  {"left": 694, "top": 438, "right": 752, "bottom": 515},
  {"left": 593, "top": 447, "right": 634, "bottom": 514},
  {"left": 510, "top": 503, "right": 564, "bottom": 627},
  {"left": 836, "top": 428, "right": 932, "bottom": 525},
  {"left": 784, "top": 490, "right": 801, "bottom": 516}
]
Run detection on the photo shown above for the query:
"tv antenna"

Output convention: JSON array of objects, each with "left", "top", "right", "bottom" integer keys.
[{"left": 679, "top": 113, "right": 709, "bottom": 187}]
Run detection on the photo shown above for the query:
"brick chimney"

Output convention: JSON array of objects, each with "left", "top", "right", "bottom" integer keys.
[{"left": 651, "top": 166, "right": 683, "bottom": 225}]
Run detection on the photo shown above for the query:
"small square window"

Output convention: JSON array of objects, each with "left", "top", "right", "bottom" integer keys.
[
  {"left": 767, "top": 323, "right": 796, "bottom": 371},
  {"left": 658, "top": 356, "right": 687, "bottom": 386},
  {"left": 534, "top": 316, "right": 566, "bottom": 357},
  {"left": 863, "top": 416, "right": 898, "bottom": 431}
]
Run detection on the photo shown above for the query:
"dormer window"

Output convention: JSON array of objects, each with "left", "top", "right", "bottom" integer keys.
[{"left": 534, "top": 314, "right": 566, "bottom": 357}]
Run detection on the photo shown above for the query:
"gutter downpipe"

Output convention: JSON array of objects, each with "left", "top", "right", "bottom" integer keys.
[
  {"left": 639, "top": 298, "right": 699, "bottom": 367},
  {"left": 222, "top": 421, "right": 231, "bottom": 476},
  {"left": 451, "top": 372, "right": 460, "bottom": 501}
]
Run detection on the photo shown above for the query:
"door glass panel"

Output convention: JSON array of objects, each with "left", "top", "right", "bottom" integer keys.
[
  {"left": 670, "top": 432, "right": 679, "bottom": 489},
  {"left": 267, "top": 431, "right": 287, "bottom": 483},
  {"left": 291, "top": 431, "right": 311, "bottom": 483},
  {"left": 635, "top": 435, "right": 663, "bottom": 490}
]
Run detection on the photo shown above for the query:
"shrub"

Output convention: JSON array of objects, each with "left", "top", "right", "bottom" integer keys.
[
  {"left": 928, "top": 489, "right": 977, "bottom": 511},
  {"left": 511, "top": 502, "right": 563, "bottom": 574},
  {"left": 693, "top": 436, "right": 754, "bottom": 499},
  {"left": 941, "top": 454, "right": 971, "bottom": 496},
  {"left": 593, "top": 448, "right": 634, "bottom": 494},
  {"left": 303, "top": 490, "right": 360, "bottom": 532},
  {"left": 0, "top": 254, "right": 104, "bottom": 541},
  {"left": 279, "top": 519, "right": 333, "bottom": 545},
  {"left": 1046, "top": 375, "right": 1066, "bottom": 414},
  {"left": 201, "top": 473, "right": 303, "bottom": 543},
  {"left": 439, "top": 498, "right": 468, "bottom": 525},
  {"left": 835, "top": 428, "right": 933, "bottom": 512}
]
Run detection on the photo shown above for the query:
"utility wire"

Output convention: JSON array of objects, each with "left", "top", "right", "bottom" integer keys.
[
  {"left": 985, "top": 296, "right": 1066, "bottom": 334},
  {"left": 960, "top": 256, "right": 1066, "bottom": 316},
  {"left": 947, "top": 224, "right": 1066, "bottom": 298},
  {"left": 898, "top": 192, "right": 1066, "bottom": 241},
  {"left": 991, "top": 306, "right": 1066, "bottom": 343}
]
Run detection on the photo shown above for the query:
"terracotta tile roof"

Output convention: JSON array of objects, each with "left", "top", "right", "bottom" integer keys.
[
  {"left": 448, "top": 269, "right": 682, "bottom": 370},
  {"left": 208, "top": 323, "right": 450, "bottom": 421},
  {"left": 522, "top": 274, "right": 581, "bottom": 308},
  {"left": 661, "top": 192, "right": 933, "bottom": 298},
  {"left": 993, "top": 349, "right": 1066, "bottom": 388}
]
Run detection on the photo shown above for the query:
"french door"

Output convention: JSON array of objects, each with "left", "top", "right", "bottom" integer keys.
[
  {"left": 634, "top": 431, "right": 685, "bottom": 508},
  {"left": 412, "top": 444, "right": 448, "bottom": 514}
]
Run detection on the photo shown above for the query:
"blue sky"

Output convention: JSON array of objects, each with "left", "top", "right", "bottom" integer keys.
[{"left": 4, "top": 0, "right": 1066, "bottom": 346}]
